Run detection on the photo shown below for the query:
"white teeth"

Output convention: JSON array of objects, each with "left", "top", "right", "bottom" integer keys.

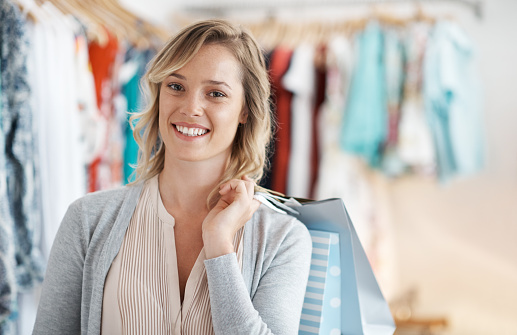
[{"left": 175, "top": 125, "right": 208, "bottom": 137}]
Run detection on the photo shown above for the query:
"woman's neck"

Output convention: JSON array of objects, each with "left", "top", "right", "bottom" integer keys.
[{"left": 158, "top": 157, "right": 226, "bottom": 214}]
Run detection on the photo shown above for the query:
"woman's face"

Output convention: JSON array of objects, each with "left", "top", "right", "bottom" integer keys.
[{"left": 158, "top": 44, "right": 247, "bottom": 165}]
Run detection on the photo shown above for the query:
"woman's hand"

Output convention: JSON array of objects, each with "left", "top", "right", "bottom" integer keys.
[{"left": 202, "top": 176, "right": 260, "bottom": 259}]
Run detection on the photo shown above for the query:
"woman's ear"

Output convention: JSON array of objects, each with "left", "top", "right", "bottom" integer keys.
[{"left": 239, "top": 108, "right": 249, "bottom": 124}]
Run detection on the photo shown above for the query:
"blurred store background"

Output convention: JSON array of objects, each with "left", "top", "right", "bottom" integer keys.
[{"left": 1, "top": 0, "right": 516, "bottom": 334}]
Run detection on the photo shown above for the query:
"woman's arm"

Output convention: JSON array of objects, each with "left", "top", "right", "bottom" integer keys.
[
  {"left": 33, "top": 201, "right": 87, "bottom": 334},
  {"left": 205, "top": 219, "right": 312, "bottom": 335},
  {"left": 202, "top": 177, "right": 312, "bottom": 334}
]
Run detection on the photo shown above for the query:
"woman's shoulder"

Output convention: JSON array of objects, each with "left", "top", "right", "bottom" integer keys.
[
  {"left": 73, "top": 186, "right": 126, "bottom": 205},
  {"left": 57, "top": 183, "right": 144, "bottom": 244},
  {"left": 64, "top": 182, "right": 144, "bottom": 227}
]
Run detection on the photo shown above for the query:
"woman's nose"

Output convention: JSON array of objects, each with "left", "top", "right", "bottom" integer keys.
[{"left": 181, "top": 92, "right": 204, "bottom": 117}]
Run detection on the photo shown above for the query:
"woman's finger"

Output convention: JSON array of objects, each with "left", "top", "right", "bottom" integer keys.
[
  {"left": 219, "top": 179, "right": 248, "bottom": 200},
  {"left": 242, "top": 176, "right": 256, "bottom": 199}
]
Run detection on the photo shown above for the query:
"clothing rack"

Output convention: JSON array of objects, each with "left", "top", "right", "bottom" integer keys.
[{"left": 182, "top": 0, "right": 483, "bottom": 20}]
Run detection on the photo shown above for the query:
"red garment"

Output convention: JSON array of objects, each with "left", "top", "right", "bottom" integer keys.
[
  {"left": 89, "top": 29, "right": 119, "bottom": 111},
  {"left": 87, "top": 29, "right": 119, "bottom": 192},
  {"left": 269, "top": 47, "right": 293, "bottom": 195}
]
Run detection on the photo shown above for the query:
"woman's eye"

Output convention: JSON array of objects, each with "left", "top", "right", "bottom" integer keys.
[
  {"left": 209, "top": 91, "right": 226, "bottom": 98},
  {"left": 167, "top": 83, "right": 183, "bottom": 91}
]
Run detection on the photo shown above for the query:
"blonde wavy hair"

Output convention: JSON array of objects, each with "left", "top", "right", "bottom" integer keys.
[{"left": 129, "top": 19, "right": 273, "bottom": 208}]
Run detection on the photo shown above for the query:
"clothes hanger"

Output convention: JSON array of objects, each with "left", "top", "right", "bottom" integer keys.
[
  {"left": 315, "top": 21, "right": 330, "bottom": 46},
  {"left": 277, "top": 21, "right": 294, "bottom": 48},
  {"left": 273, "top": 20, "right": 288, "bottom": 47},
  {"left": 90, "top": 0, "right": 149, "bottom": 49},
  {"left": 288, "top": 21, "right": 306, "bottom": 48},
  {"left": 103, "top": 0, "right": 170, "bottom": 48},
  {"left": 12, "top": 0, "right": 38, "bottom": 22},
  {"left": 334, "top": 20, "right": 353, "bottom": 39},
  {"left": 83, "top": 0, "right": 132, "bottom": 43},
  {"left": 304, "top": 21, "right": 319, "bottom": 45},
  {"left": 37, "top": 0, "right": 108, "bottom": 44},
  {"left": 247, "top": 21, "right": 264, "bottom": 46},
  {"left": 45, "top": 0, "right": 113, "bottom": 45},
  {"left": 51, "top": 0, "right": 129, "bottom": 45},
  {"left": 259, "top": 15, "right": 280, "bottom": 51},
  {"left": 413, "top": 3, "right": 436, "bottom": 25}
]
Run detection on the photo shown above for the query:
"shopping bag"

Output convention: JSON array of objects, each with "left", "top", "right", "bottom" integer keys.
[
  {"left": 299, "top": 230, "right": 341, "bottom": 335},
  {"left": 255, "top": 193, "right": 396, "bottom": 335}
]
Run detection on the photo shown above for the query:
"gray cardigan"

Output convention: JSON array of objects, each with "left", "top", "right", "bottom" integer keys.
[{"left": 32, "top": 182, "right": 312, "bottom": 335}]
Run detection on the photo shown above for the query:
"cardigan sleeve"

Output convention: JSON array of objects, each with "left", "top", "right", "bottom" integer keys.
[
  {"left": 204, "top": 218, "right": 312, "bottom": 335},
  {"left": 32, "top": 201, "right": 87, "bottom": 335}
]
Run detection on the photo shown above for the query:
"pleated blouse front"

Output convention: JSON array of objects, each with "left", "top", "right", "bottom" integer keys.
[{"left": 101, "top": 175, "right": 244, "bottom": 334}]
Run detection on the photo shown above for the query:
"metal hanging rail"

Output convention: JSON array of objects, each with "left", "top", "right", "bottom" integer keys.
[{"left": 182, "top": 0, "right": 483, "bottom": 19}]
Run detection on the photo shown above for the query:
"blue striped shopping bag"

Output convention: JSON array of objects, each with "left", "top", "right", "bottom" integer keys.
[
  {"left": 299, "top": 230, "right": 341, "bottom": 335},
  {"left": 255, "top": 193, "right": 396, "bottom": 335}
]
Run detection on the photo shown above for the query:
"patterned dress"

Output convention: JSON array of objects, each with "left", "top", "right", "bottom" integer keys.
[{"left": 1, "top": 0, "right": 45, "bottom": 332}]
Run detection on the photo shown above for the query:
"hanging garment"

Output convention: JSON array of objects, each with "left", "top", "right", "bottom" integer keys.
[
  {"left": 282, "top": 44, "right": 315, "bottom": 199},
  {"left": 31, "top": 2, "right": 89, "bottom": 258},
  {"left": 88, "top": 28, "right": 121, "bottom": 192},
  {"left": 310, "top": 44, "right": 327, "bottom": 198},
  {"left": 269, "top": 47, "right": 293, "bottom": 195},
  {"left": 0, "top": 12, "right": 16, "bottom": 331},
  {"left": 340, "top": 21, "right": 387, "bottom": 168},
  {"left": 72, "top": 17, "right": 102, "bottom": 183},
  {"left": 380, "top": 27, "right": 406, "bottom": 177},
  {"left": 120, "top": 47, "right": 153, "bottom": 184},
  {"left": 0, "top": 125, "right": 17, "bottom": 333},
  {"left": 0, "top": 0, "right": 44, "bottom": 293},
  {"left": 397, "top": 22, "right": 436, "bottom": 175},
  {"left": 30, "top": 3, "right": 68, "bottom": 259},
  {"left": 1, "top": 0, "right": 45, "bottom": 332},
  {"left": 27, "top": 4, "right": 51, "bottom": 261},
  {"left": 0, "top": 56, "right": 17, "bottom": 334},
  {"left": 105, "top": 40, "right": 127, "bottom": 190},
  {"left": 424, "top": 20, "right": 484, "bottom": 182},
  {"left": 120, "top": 49, "right": 141, "bottom": 185},
  {"left": 17, "top": 7, "right": 50, "bottom": 334},
  {"left": 0, "top": 37, "right": 1, "bottom": 119},
  {"left": 73, "top": 22, "right": 106, "bottom": 185}
]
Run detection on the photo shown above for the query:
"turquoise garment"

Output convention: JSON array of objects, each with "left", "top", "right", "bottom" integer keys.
[
  {"left": 340, "top": 22, "right": 387, "bottom": 168},
  {"left": 122, "top": 68, "right": 140, "bottom": 184},
  {"left": 424, "top": 21, "right": 484, "bottom": 182},
  {"left": 122, "top": 49, "right": 152, "bottom": 184}
]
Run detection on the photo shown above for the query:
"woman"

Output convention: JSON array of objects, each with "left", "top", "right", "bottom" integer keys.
[{"left": 33, "top": 19, "right": 312, "bottom": 334}]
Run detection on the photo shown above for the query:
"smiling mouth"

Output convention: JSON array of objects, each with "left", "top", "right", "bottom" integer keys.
[{"left": 174, "top": 124, "right": 209, "bottom": 137}]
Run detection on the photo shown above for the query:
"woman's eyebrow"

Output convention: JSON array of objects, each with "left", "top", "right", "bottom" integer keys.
[
  {"left": 168, "top": 74, "right": 232, "bottom": 91},
  {"left": 203, "top": 80, "right": 232, "bottom": 90},
  {"left": 169, "top": 73, "right": 186, "bottom": 80}
]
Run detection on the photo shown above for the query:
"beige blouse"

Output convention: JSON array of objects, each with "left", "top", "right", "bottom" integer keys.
[{"left": 101, "top": 175, "right": 244, "bottom": 334}]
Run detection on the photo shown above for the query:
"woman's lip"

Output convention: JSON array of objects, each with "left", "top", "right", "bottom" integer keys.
[
  {"left": 172, "top": 122, "right": 210, "bottom": 140},
  {"left": 172, "top": 122, "right": 209, "bottom": 130}
]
